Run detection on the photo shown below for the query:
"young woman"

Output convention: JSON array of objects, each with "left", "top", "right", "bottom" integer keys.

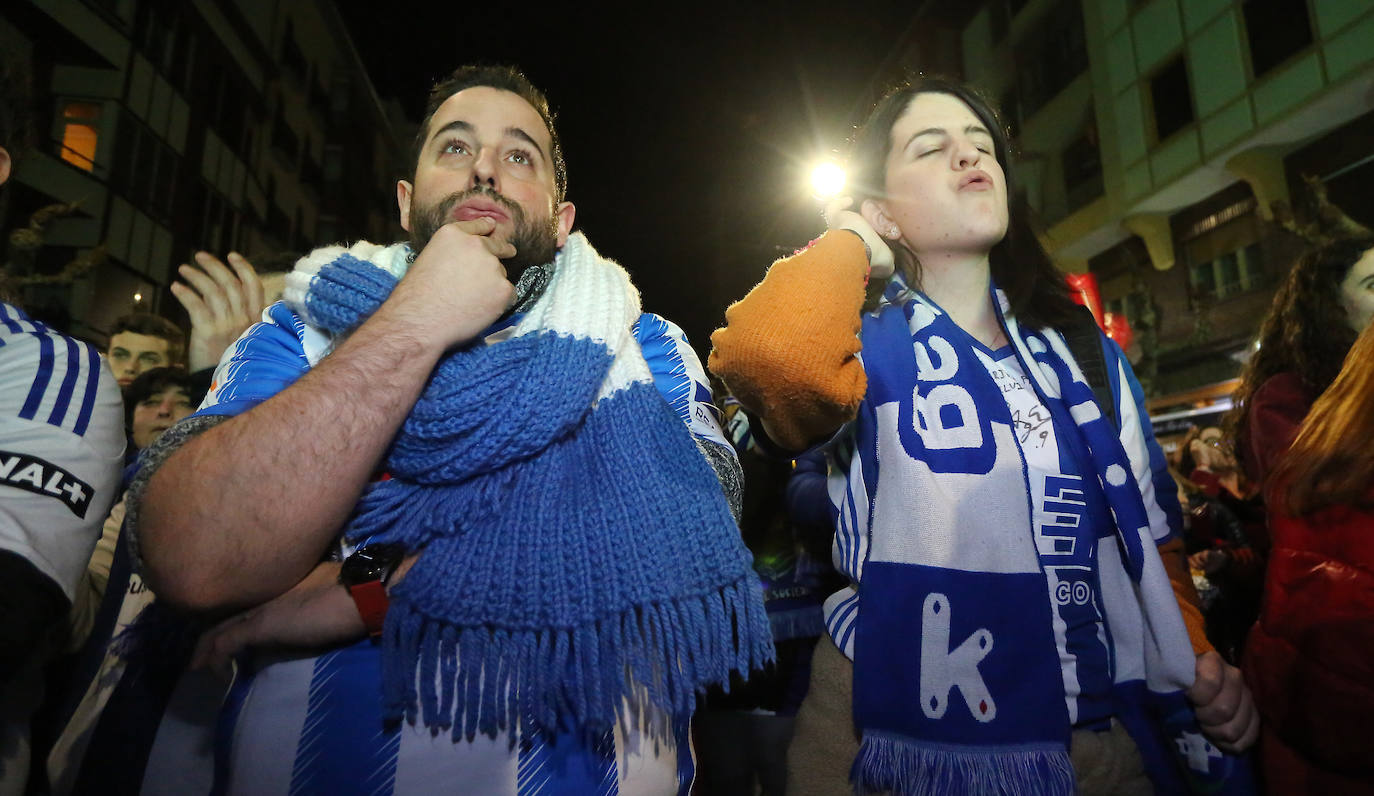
[
  {"left": 1245, "top": 319, "right": 1374, "bottom": 794},
  {"left": 1227, "top": 236, "right": 1374, "bottom": 488},
  {"left": 710, "top": 78, "right": 1256, "bottom": 794}
]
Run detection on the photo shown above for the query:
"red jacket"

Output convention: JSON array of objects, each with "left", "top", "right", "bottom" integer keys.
[
  {"left": 1241, "top": 372, "right": 1312, "bottom": 487},
  {"left": 1243, "top": 497, "right": 1374, "bottom": 791}
]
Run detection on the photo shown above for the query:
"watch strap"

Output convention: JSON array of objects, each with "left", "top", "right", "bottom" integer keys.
[{"left": 347, "top": 580, "right": 389, "bottom": 638}]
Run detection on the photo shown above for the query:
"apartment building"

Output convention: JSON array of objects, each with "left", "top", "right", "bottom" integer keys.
[
  {"left": 889, "top": 0, "right": 1373, "bottom": 410},
  {"left": 0, "top": 0, "right": 405, "bottom": 342}
]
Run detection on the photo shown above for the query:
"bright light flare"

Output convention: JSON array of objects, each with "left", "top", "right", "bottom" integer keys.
[{"left": 810, "top": 161, "right": 847, "bottom": 199}]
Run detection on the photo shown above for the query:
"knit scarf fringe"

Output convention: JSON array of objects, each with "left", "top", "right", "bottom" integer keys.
[
  {"left": 851, "top": 732, "right": 1075, "bottom": 796},
  {"left": 287, "top": 234, "right": 772, "bottom": 741},
  {"left": 380, "top": 578, "right": 772, "bottom": 744}
]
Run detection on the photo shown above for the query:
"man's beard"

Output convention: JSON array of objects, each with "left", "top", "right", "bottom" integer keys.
[{"left": 408, "top": 186, "right": 558, "bottom": 283}]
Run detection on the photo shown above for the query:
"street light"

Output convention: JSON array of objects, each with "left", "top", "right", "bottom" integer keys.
[{"left": 810, "top": 161, "right": 846, "bottom": 199}]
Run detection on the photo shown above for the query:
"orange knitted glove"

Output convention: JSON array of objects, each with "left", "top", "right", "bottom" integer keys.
[{"left": 708, "top": 231, "right": 869, "bottom": 451}]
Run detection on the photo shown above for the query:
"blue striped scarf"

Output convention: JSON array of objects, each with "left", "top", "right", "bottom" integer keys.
[
  {"left": 284, "top": 233, "right": 773, "bottom": 741},
  {"left": 848, "top": 281, "right": 1253, "bottom": 794}
]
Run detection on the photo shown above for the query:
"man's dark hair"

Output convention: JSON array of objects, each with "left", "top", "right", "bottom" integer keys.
[
  {"left": 849, "top": 76, "right": 1081, "bottom": 332},
  {"left": 411, "top": 65, "right": 567, "bottom": 201},
  {"left": 110, "top": 312, "right": 187, "bottom": 365},
  {"left": 123, "top": 366, "right": 200, "bottom": 429}
]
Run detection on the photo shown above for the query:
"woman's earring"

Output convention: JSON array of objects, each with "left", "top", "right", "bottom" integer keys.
[{"left": 887, "top": 227, "right": 900, "bottom": 238}]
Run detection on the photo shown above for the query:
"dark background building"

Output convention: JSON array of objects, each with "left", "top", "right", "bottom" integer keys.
[
  {"left": 1, "top": 0, "right": 404, "bottom": 344},
  {"left": 4, "top": 0, "right": 1372, "bottom": 420},
  {"left": 889, "top": 0, "right": 1373, "bottom": 442}
]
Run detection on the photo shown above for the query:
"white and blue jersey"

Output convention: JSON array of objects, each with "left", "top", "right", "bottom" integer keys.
[
  {"left": 0, "top": 303, "right": 124, "bottom": 600},
  {"left": 195, "top": 301, "right": 729, "bottom": 796},
  {"left": 821, "top": 317, "right": 1181, "bottom": 732},
  {"left": 0, "top": 303, "right": 124, "bottom": 796}
]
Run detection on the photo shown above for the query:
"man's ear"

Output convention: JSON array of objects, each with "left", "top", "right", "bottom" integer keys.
[
  {"left": 861, "top": 199, "right": 898, "bottom": 240},
  {"left": 396, "top": 179, "right": 414, "bottom": 232},
  {"left": 0, "top": 147, "right": 11, "bottom": 187},
  {"left": 554, "top": 201, "right": 576, "bottom": 247}
]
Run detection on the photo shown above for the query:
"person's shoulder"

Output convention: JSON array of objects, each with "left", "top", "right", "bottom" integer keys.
[
  {"left": 1254, "top": 371, "right": 1308, "bottom": 402},
  {"left": 231, "top": 301, "right": 329, "bottom": 365},
  {"left": 0, "top": 304, "right": 122, "bottom": 444},
  {"left": 633, "top": 312, "right": 688, "bottom": 343},
  {"left": 634, "top": 312, "right": 707, "bottom": 380}
]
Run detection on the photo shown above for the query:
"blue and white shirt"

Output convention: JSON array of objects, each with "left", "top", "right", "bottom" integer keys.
[
  {"left": 196, "top": 301, "right": 729, "bottom": 796},
  {"left": 0, "top": 303, "right": 124, "bottom": 796},
  {"left": 0, "top": 303, "right": 124, "bottom": 600}
]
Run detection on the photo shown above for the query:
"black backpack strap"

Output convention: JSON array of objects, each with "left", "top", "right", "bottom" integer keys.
[{"left": 1060, "top": 305, "right": 1118, "bottom": 431}]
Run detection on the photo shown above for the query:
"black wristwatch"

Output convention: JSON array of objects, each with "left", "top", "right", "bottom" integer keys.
[{"left": 339, "top": 543, "right": 406, "bottom": 637}]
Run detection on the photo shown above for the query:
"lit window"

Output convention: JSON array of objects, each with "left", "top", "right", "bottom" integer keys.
[{"left": 60, "top": 102, "right": 101, "bottom": 171}]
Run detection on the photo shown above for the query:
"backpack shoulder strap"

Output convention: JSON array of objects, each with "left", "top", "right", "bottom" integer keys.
[{"left": 1060, "top": 305, "right": 1119, "bottom": 431}]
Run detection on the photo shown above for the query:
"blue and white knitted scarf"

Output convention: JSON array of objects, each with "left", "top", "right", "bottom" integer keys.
[
  {"left": 847, "top": 281, "right": 1251, "bottom": 794},
  {"left": 283, "top": 233, "right": 773, "bottom": 741}
]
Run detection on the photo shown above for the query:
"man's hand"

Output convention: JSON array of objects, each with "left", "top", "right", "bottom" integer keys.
[
  {"left": 191, "top": 561, "right": 364, "bottom": 679},
  {"left": 1187, "top": 650, "right": 1260, "bottom": 753},
  {"left": 383, "top": 218, "right": 517, "bottom": 352},
  {"left": 172, "top": 251, "right": 268, "bottom": 372}
]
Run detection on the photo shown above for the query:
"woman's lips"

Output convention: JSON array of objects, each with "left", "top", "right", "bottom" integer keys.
[{"left": 959, "top": 171, "right": 993, "bottom": 191}]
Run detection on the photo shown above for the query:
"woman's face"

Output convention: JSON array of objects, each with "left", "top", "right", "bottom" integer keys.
[
  {"left": 871, "top": 92, "right": 1009, "bottom": 261},
  {"left": 1338, "top": 246, "right": 1374, "bottom": 334}
]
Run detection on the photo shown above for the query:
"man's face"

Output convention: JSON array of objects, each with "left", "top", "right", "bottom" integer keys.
[
  {"left": 397, "top": 87, "right": 575, "bottom": 281},
  {"left": 130, "top": 386, "right": 194, "bottom": 449},
  {"left": 108, "top": 332, "right": 172, "bottom": 388}
]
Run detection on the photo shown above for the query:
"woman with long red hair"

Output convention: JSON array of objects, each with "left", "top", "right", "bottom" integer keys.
[{"left": 1244, "top": 319, "right": 1374, "bottom": 794}]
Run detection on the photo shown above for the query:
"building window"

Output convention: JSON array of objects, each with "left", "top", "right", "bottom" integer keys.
[
  {"left": 1062, "top": 117, "right": 1103, "bottom": 211},
  {"left": 111, "top": 110, "right": 180, "bottom": 221},
  {"left": 270, "top": 106, "right": 299, "bottom": 169},
  {"left": 1243, "top": 0, "right": 1314, "bottom": 78},
  {"left": 1149, "top": 56, "right": 1193, "bottom": 142},
  {"left": 1186, "top": 209, "right": 1268, "bottom": 300},
  {"left": 1014, "top": 0, "right": 1088, "bottom": 117},
  {"left": 989, "top": 0, "right": 1010, "bottom": 44},
  {"left": 59, "top": 102, "right": 101, "bottom": 171},
  {"left": 1190, "top": 243, "right": 1265, "bottom": 299},
  {"left": 280, "top": 20, "right": 308, "bottom": 85},
  {"left": 323, "top": 145, "right": 343, "bottom": 183}
]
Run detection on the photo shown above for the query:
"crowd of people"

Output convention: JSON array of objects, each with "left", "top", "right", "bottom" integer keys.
[{"left": 1, "top": 56, "right": 1371, "bottom": 795}]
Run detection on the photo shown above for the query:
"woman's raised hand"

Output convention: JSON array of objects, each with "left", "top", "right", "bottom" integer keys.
[{"left": 824, "top": 196, "right": 894, "bottom": 280}]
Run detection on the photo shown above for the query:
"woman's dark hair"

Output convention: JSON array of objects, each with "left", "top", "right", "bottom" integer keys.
[
  {"left": 848, "top": 77, "right": 1081, "bottom": 331},
  {"left": 1225, "top": 234, "right": 1374, "bottom": 479}
]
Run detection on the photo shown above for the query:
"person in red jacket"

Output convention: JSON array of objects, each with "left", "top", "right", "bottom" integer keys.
[
  {"left": 1244, "top": 318, "right": 1374, "bottom": 794},
  {"left": 1227, "top": 236, "right": 1374, "bottom": 488}
]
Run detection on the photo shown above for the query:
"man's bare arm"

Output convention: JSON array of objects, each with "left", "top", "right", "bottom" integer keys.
[{"left": 138, "top": 220, "right": 515, "bottom": 612}]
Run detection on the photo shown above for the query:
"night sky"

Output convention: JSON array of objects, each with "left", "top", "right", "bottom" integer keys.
[{"left": 339, "top": 2, "right": 917, "bottom": 355}]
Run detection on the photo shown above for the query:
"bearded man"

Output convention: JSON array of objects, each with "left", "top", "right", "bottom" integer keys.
[{"left": 130, "top": 65, "right": 768, "bottom": 794}]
